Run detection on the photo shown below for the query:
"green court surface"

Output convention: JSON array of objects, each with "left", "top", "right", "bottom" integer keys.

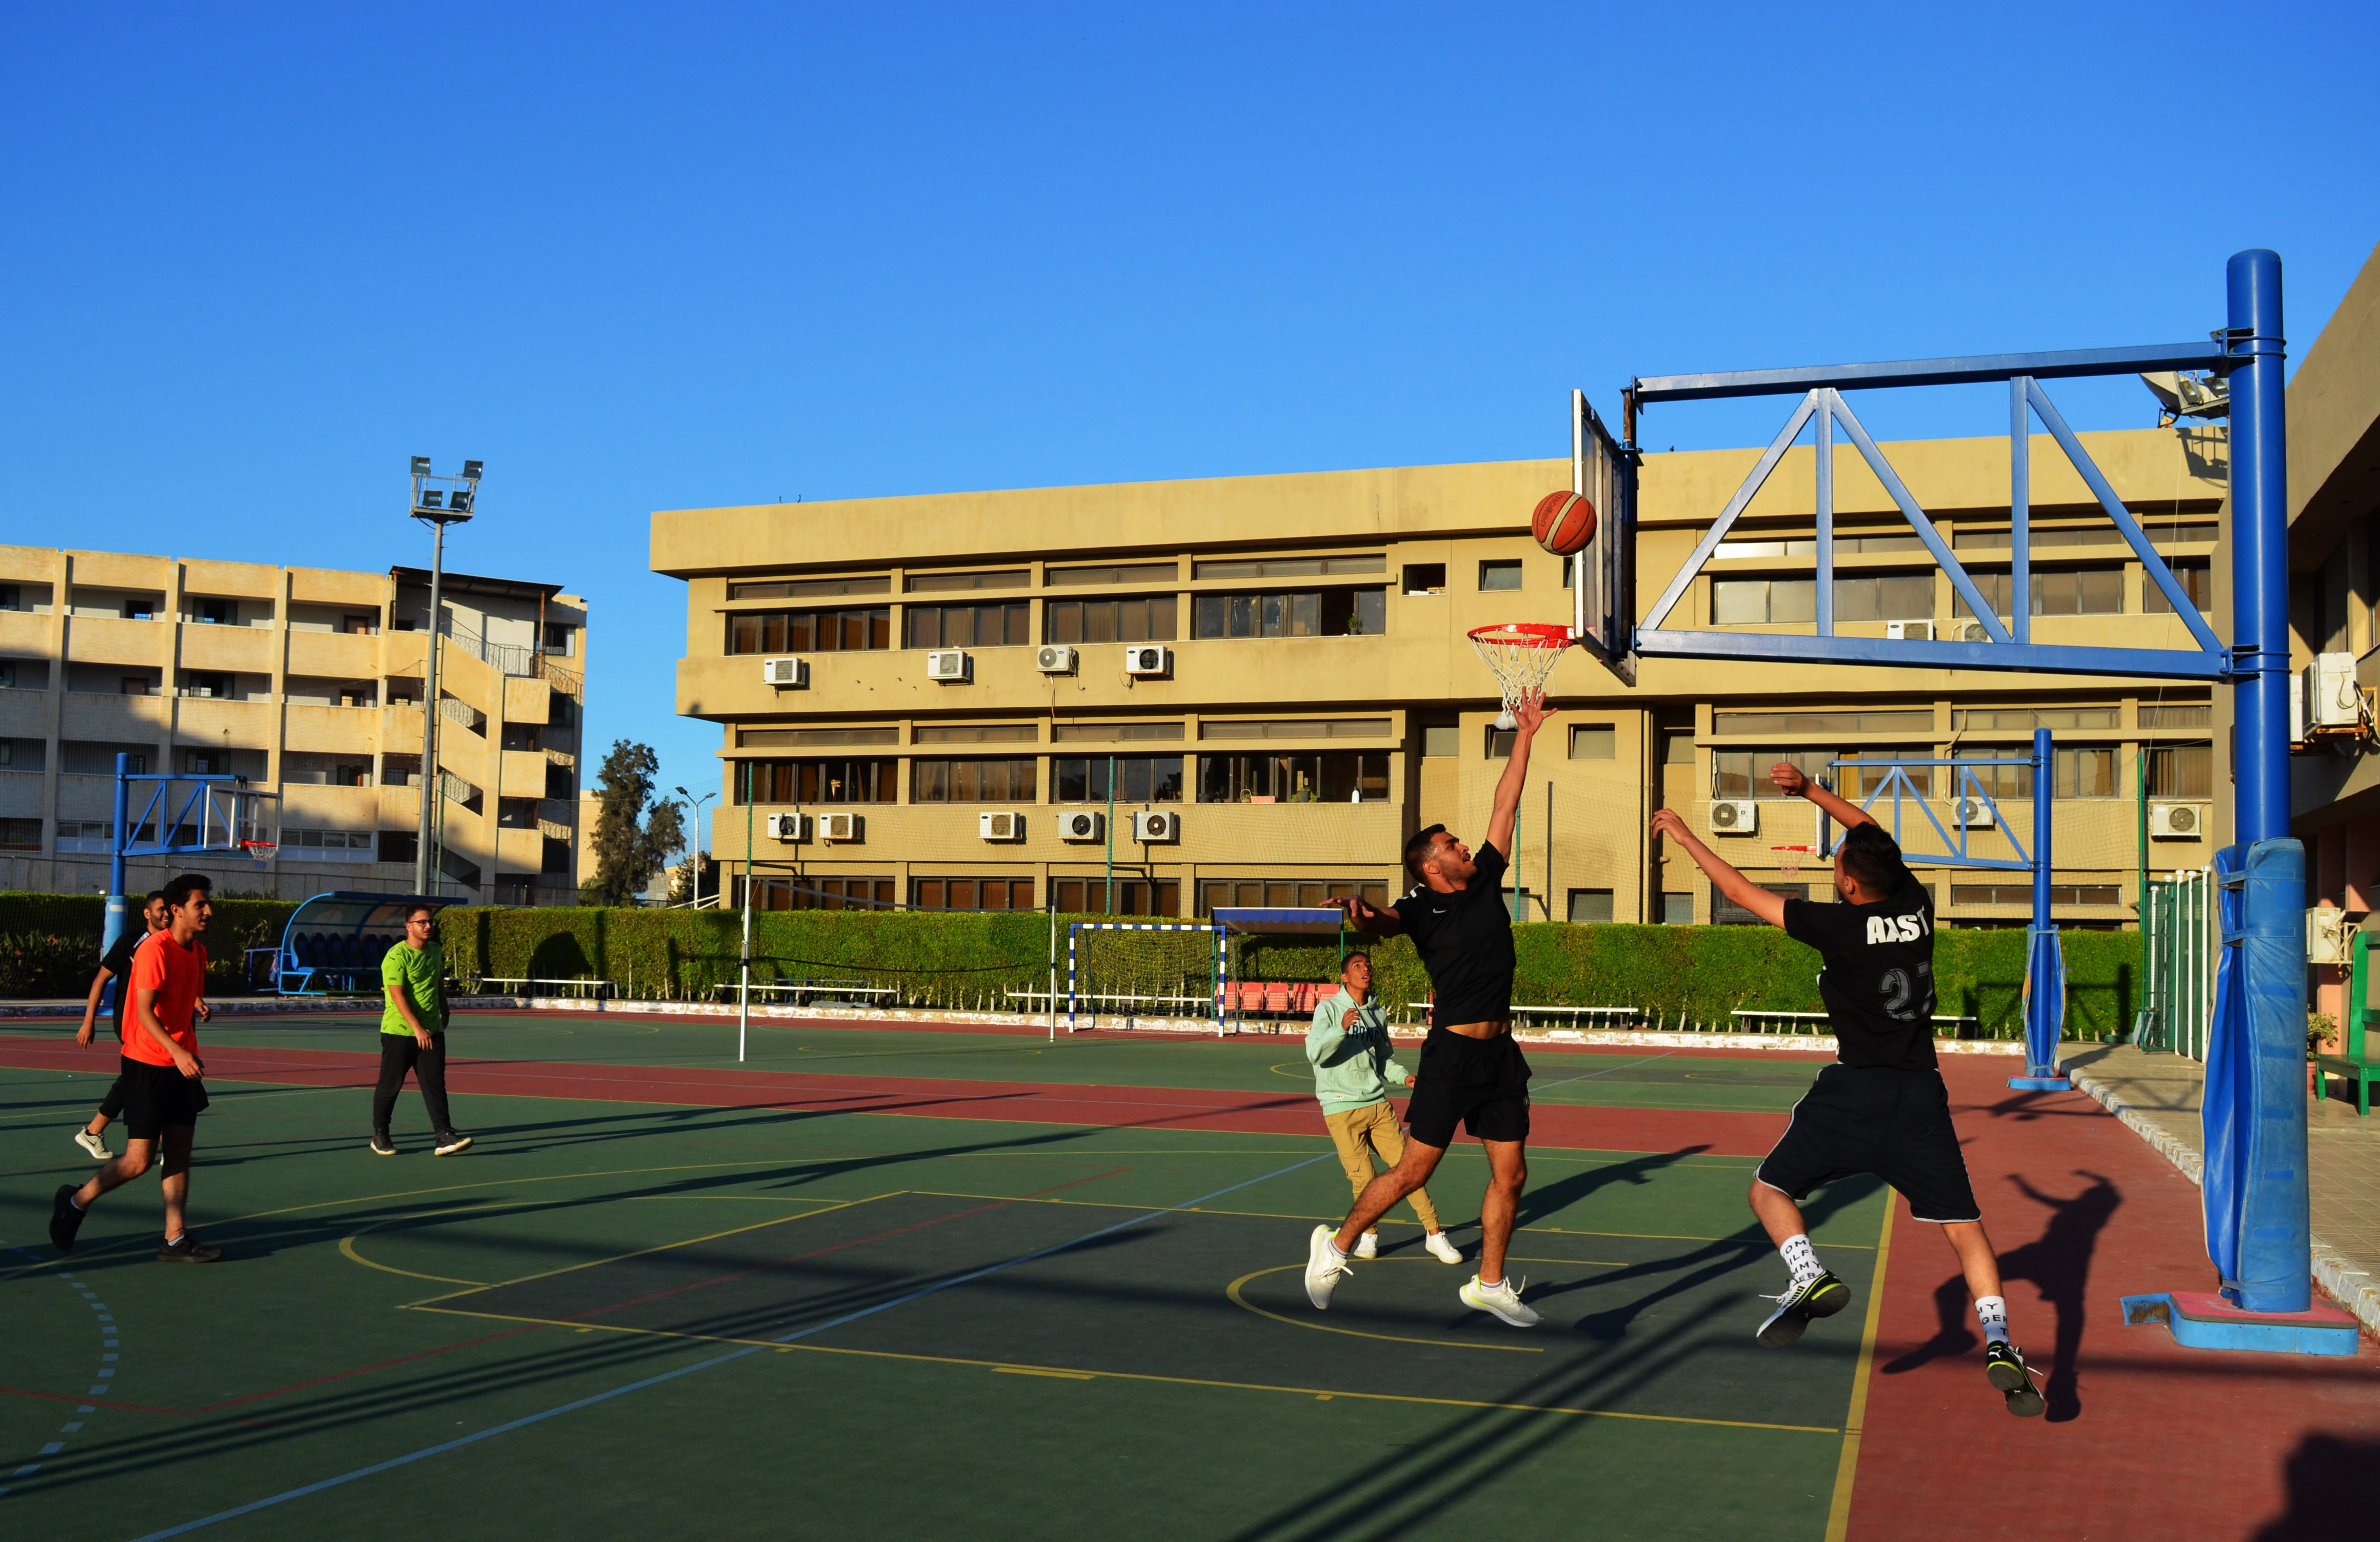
[{"left": 1, "top": 1026, "right": 1881, "bottom": 1541}]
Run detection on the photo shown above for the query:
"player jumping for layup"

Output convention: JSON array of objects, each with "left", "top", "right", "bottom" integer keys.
[
  {"left": 1303, "top": 688, "right": 1552, "bottom": 1328},
  {"left": 1652, "top": 761, "right": 2045, "bottom": 1416}
]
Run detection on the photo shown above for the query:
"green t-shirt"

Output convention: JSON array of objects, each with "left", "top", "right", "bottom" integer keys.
[{"left": 381, "top": 940, "right": 448, "bottom": 1037}]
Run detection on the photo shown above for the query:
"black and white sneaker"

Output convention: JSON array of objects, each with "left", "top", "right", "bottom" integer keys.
[
  {"left": 156, "top": 1235, "right": 223, "bottom": 1264},
  {"left": 433, "top": 1131, "right": 473, "bottom": 1156},
  {"left": 1756, "top": 1270, "right": 1851, "bottom": 1347},
  {"left": 1985, "top": 1341, "right": 2044, "bottom": 1417},
  {"left": 50, "top": 1184, "right": 85, "bottom": 1254},
  {"left": 370, "top": 1132, "right": 397, "bottom": 1156}
]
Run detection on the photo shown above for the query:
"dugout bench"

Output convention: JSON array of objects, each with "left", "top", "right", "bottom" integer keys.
[{"left": 2323, "top": 931, "right": 2380, "bottom": 1115}]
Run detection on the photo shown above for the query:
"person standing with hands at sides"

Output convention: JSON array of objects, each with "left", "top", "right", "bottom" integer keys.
[
  {"left": 1304, "top": 687, "right": 1554, "bottom": 1328},
  {"left": 70, "top": 890, "right": 173, "bottom": 1160},
  {"left": 1650, "top": 760, "right": 2046, "bottom": 1417},
  {"left": 373, "top": 903, "right": 472, "bottom": 1156},
  {"left": 1306, "top": 951, "right": 1464, "bottom": 1265},
  {"left": 51, "top": 873, "right": 224, "bottom": 1262}
]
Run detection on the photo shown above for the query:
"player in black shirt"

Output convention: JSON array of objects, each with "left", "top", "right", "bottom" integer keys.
[
  {"left": 1302, "top": 688, "right": 1552, "bottom": 1329},
  {"left": 71, "top": 891, "right": 170, "bottom": 1161},
  {"left": 1652, "top": 762, "right": 2045, "bottom": 1416}
]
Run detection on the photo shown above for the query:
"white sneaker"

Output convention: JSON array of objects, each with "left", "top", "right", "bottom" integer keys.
[
  {"left": 1304, "top": 1225, "right": 1351, "bottom": 1309},
  {"left": 1460, "top": 1273, "right": 1541, "bottom": 1328},
  {"left": 1354, "top": 1231, "right": 1380, "bottom": 1260},
  {"left": 1425, "top": 1231, "right": 1463, "bottom": 1264},
  {"left": 73, "top": 1129, "right": 110, "bottom": 1161}
]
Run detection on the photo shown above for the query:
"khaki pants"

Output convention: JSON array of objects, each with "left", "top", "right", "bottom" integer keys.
[{"left": 1323, "top": 1101, "right": 1441, "bottom": 1232}]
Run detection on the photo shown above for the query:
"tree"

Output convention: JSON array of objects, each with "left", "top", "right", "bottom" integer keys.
[{"left": 583, "top": 740, "right": 686, "bottom": 906}]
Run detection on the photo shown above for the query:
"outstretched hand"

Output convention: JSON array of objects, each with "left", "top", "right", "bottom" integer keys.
[
  {"left": 1649, "top": 808, "right": 1693, "bottom": 843},
  {"left": 1510, "top": 687, "right": 1554, "bottom": 736},
  {"left": 1768, "top": 762, "right": 1810, "bottom": 797}
]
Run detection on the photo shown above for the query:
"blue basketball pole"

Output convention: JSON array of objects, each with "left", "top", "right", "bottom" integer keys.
[
  {"left": 2010, "top": 727, "right": 2069, "bottom": 1091},
  {"left": 102, "top": 752, "right": 132, "bottom": 957}
]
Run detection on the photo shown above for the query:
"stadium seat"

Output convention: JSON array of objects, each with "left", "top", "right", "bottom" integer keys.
[
  {"left": 1237, "top": 982, "right": 1266, "bottom": 1015},
  {"left": 1263, "top": 983, "right": 1291, "bottom": 1014}
]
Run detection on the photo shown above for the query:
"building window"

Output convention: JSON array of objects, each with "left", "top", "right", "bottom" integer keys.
[
  {"left": 2147, "top": 743, "right": 2213, "bottom": 799},
  {"left": 735, "top": 759, "right": 899, "bottom": 804},
  {"left": 750, "top": 876, "right": 895, "bottom": 911},
  {"left": 1662, "top": 732, "right": 1695, "bottom": 765},
  {"left": 1951, "top": 705, "right": 2120, "bottom": 730},
  {"left": 905, "top": 569, "right": 1029, "bottom": 594},
  {"left": 729, "top": 577, "right": 890, "bottom": 600},
  {"left": 1479, "top": 560, "right": 1523, "bottom": 592},
  {"left": 2143, "top": 557, "right": 2212, "bottom": 614},
  {"left": 1055, "top": 756, "right": 1184, "bottom": 803},
  {"left": 1044, "top": 595, "right": 1176, "bottom": 644},
  {"left": 1659, "top": 892, "right": 1694, "bottom": 924},
  {"left": 1952, "top": 883, "right": 2121, "bottom": 906},
  {"left": 906, "top": 601, "right": 1030, "bottom": 649},
  {"left": 1568, "top": 888, "right": 1614, "bottom": 923},
  {"left": 281, "top": 829, "right": 377, "bottom": 861},
  {"left": 726, "top": 607, "right": 890, "bottom": 654},
  {"left": 1191, "top": 589, "right": 1384, "bottom": 638},
  {"left": 1198, "top": 878, "right": 1390, "bottom": 914},
  {"left": 1832, "top": 573, "right": 1935, "bottom": 621},
  {"left": 2139, "top": 702, "right": 2212, "bottom": 728},
  {"left": 541, "top": 622, "right": 574, "bottom": 654},
  {"left": 1711, "top": 749, "right": 1836, "bottom": 799},
  {"left": 1054, "top": 878, "right": 1179, "bottom": 916},
  {"left": 1196, "top": 751, "right": 1387, "bottom": 803},
  {"left": 1402, "top": 564, "right": 1446, "bottom": 595},
  {"left": 1568, "top": 724, "right": 1615, "bottom": 759},
  {"left": 2057, "top": 747, "right": 2118, "bottom": 798},
  {"left": 1047, "top": 561, "right": 1179, "bottom": 587},
  {"left": 913, "top": 877, "right": 1034, "bottom": 911},
  {"left": 1716, "top": 883, "right": 1808, "bottom": 925},
  {"left": 1951, "top": 746, "right": 2121, "bottom": 800},
  {"left": 0, "top": 817, "right": 40, "bottom": 851},
  {"left": 1421, "top": 724, "right": 1460, "bottom": 757},
  {"left": 1712, "top": 577, "right": 1816, "bottom": 624},
  {"left": 1194, "top": 555, "right": 1385, "bottom": 580},
  {"left": 1485, "top": 725, "right": 1515, "bottom": 759},
  {"left": 1955, "top": 567, "right": 2125, "bottom": 619},
  {"left": 911, "top": 758, "right": 1037, "bottom": 803},
  {"left": 1832, "top": 747, "right": 1936, "bottom": 798},
  {"left": 1716, "top": 708, "right": 1935, "bottom": 736}
]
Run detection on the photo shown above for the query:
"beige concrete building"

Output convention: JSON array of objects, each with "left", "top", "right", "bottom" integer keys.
[
  {"left": 652, "top": 424, "right": 2226, "bottom": 926},
  {"left": 0, "top": 547, "right": 588, "bottom": 904}
]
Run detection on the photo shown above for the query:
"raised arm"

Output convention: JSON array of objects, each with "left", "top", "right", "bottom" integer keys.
[
  {"left": 1333, "top": 894, "right": 1403, "bottom": 938},
  {"left": 1650, "top": 808, "right": 1787, "bottom": 928},
  {"left": 1484, "top": 688, "right": 1555, "bottom": 857},
  {"left": 1769, "top": 761, "right": 1871, "bottom": 831}
]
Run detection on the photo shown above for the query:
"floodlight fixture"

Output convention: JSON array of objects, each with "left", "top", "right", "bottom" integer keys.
[
  {"left": 418, "top": 489, "right": 444, "bottom": 510},
  {"left": 2140, "top": 370, "right": 2229, "bottom": 428},
  {"left": 462, "top": 460, "right": 484, "bottom": 480},
  {"left": 411, "top": 455, "right": 432, "bottom": 476}
]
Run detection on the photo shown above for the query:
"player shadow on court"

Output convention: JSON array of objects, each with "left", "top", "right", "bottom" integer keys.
[
  {"left": 2250, "top": 1434, "right": 2380, "bottom": 1538},
  {"left": 1879, "top": 1168, "right": 2117, "bottom": 1422}
]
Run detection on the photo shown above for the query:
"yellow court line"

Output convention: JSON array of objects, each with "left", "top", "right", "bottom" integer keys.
[
  {"left": 404, "top": 1301, "right": 1840, "bottom": 1435},
  {"left": 1225, "top": 1260, "right": 1627, "bottom": 1353},
  {"left": 402, "top": 1192, "right": 903, "bottom": 1308},
  {"left": 1823, "top": 1197, "right": 1897, "bottom": 1542},
  {"left": 338, "top": 1200, "right": 542, "bottom": 1286}
]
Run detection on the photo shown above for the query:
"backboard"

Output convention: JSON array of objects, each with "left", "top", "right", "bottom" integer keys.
[
  {"left": 1569, "top": 389, "right": 1637, "bottom": 684},
  {"left": 117, "top": 773, "right": 279, "bottom": 860}
]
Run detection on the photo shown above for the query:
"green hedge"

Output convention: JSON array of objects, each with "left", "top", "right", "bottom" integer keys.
[{"left": 0, "top": 893, "right": 299, "bottom": 998}]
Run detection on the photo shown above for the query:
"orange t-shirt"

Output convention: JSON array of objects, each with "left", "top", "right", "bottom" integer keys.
[{"left": 123, "top": 933, "right": 207, "bottom": 1066}]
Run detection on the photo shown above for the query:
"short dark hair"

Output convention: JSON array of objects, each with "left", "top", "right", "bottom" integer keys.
[
  {"left": 1837, "top": 824, "right": 1906, "bottom": 894},
  {"left": 404, "top": 902, "right": 437, "bottom": 922},
  {"left": 143, "top": 889, "right": 166, "bottom": 904},
  {"left": 1403, "top": 824, "right": 1447, "bottom": 884},
  {"left": 1341, "top": 949, "right": 1372, "bottom": 974},
  {"left": 162, "top": 873, "right": 212, "bottom": 912}
]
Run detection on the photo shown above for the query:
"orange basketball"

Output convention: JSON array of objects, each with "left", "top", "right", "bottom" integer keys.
[{"left": 1531, "top": 490, "right": 1598, "bottom": 557}]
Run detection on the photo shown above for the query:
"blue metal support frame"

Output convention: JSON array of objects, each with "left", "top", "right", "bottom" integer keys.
[
  {"left": 1631, "top": 341, "right": 2231, "bottom": 402},
  {"left": 102, "top": 754, "right": 267, "bottom": 958}
]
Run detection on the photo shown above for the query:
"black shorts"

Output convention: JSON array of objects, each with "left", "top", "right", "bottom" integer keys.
[
  {"left": 117, "top": 1056, "right": 210, "bottom": 1141},
  {"left": 1757, "top": 1063, "right": 1979, "bottom": 1223},
  {"left": 1404, "top": 1028, "right": 1531, "bottom": 1148}
]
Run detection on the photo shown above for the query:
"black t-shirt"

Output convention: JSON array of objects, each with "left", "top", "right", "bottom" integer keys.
[
  {"left": 1391, "top": 843, "right": 1515, "bottom": 1026},
  {"left": 101, "top": 926, "right": 144, "bottom": 1042},
  {"left": 1781, "top": 871, "right": 1939, "bottom": 1071}
]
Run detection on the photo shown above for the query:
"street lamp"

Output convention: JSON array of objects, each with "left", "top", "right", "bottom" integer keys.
[
  {"left": 411, "top": 456, "right": 482, "bottom": 897},
  {"left": 675, "top": 785, "right": 716, "bottom": 906}
]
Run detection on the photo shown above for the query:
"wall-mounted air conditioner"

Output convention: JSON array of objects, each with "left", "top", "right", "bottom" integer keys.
[
  {"left": 2300, "top": 652, "right": 2360, "bottom": 734},
  {"left": 1956, "top": 618, "right": 2015, "bottom": 643},
  {"left": 1036, "top": 645, "right": 1076, "bottom": 674},
  {"left": 765, "top": 812, "right": 809, "bottom": 842},
  {"left": 2148, "top": 802, "right": 2206, "bottom": 839},
  {"left": 1885, "top": 619, "right": 1934, "bottom": 641},
  {"left": 762, "top": 657, "right": 808, "bottom": 687},
  {"left": 818, "top": 812, "right": 859, "bottom": 841},
  {"left": 1708, "top": 800, "right": 1758, "bottom": 835},
  {"left": 925, "top": 650, "right": 971, "bottom": 682},
  {"left": 1952, "top": 796, "right": 1995, "bottom": 828},
  {"left": 2307, "top": 905, "right": 2348, "bottom": 966},
  {"left": 1131, "top": 810, "right": 1178, "bottom": 843},
  {"left": 979, "top": 812, "right": 1024, "bottom": 842},
  {"left": 1124, "top": 645, "right": 1169, "bottom": 677},
  {"left": 1057, "top": 810, "right": 1104, "bottom": 842}
]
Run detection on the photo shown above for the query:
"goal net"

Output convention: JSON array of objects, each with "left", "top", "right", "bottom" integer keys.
[{"left": 1068, "top": 923, "right": 1224, "bottom": 1035}]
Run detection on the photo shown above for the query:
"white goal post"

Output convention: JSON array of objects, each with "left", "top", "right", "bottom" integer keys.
[{"left": 1067, "top": 922, "right": 1226, "bottom": 1036}]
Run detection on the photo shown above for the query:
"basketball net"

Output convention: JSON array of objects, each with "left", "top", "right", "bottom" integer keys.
[
  {"left": 1467, "top": 623, "right": 1571, "bottom": 728},
  {"left": 1772, "top": 844, "right": 1817, "bottom": 877}
]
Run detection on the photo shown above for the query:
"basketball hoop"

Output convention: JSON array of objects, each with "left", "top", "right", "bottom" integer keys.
[
  {"left": 241, "top": 839, "right": 277, "bottom": 863},
  {"left": 1771, "top": 844, "right": 1818, "bottom": 877},
  {"left": 1467, "top": 622, "right": 1572, "bottom": 729}
]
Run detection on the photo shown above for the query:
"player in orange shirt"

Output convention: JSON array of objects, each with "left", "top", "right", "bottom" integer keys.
[{"left": 51, "top": 873, "right": 224, "bottom": 1262}]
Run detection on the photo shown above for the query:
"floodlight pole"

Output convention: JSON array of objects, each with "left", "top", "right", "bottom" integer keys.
[
  {"left": 739, "top": 760, "right": 753, "bottom": 1063},
  {"left": 409, "top": 459, "right": 479, "bottom": 898}
]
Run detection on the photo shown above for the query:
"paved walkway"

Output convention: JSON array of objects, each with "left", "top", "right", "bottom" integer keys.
[{"left": 2061, "top": 1039, "right": 2380, "bottom": 1333}]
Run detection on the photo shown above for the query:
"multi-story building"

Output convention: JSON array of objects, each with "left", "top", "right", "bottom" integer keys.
[
  {"left": 0, "top": 547, "right": 588, "bottom": 904},
  {"left": 653, "top": 425, "right": 2224, "bottom": 926}
]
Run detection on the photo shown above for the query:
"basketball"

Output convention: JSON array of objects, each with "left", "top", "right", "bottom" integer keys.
[{"left": 1531, "top": 490, "right": 1597, "bottom": 556}]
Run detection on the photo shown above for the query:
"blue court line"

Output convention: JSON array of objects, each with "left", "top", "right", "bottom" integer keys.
[{"left": 127, "top": 1150, "right": 1335, "bottom": 1540}]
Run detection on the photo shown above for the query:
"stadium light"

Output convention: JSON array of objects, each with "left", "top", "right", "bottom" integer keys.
[{"left": 408, "top": 454, "right": 484, "bottom": 897}]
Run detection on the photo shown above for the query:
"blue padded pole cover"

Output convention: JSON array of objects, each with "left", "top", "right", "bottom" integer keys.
[{"left": 2202, "top": 839, "right": 2311, "bottom": 1312}]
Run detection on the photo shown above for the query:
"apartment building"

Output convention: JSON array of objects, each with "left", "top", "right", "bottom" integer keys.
[
  {"left": 0, "top": 547, "right": 589, "bottom": 904},
  {"left": 652, "top": 424, "right": 2225, "bottom": 926}
]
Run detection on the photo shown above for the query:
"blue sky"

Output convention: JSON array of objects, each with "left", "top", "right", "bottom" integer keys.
[{"left": 4, "top": 3, "right": 2375, "bottom": 851}]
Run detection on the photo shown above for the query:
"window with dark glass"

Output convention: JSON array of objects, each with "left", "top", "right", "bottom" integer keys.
[
  {"left": 913, "top": 877, "right": 1035, "bottom": 911},
  {"left": 1055, "top": 756, "right": 1184, "bottom": 803},
  {"left": 911, "top": 758, "right": 1037, "bottom": 803},
  {"left": 1191, "top": 589, "right": 1384, "bottom": 638},
  {"left": 2143, "top": 557, "right": 2212, "bottom": 614},
  {"left": 726, "top": 607, "right": 891, "bottom": 654},
  {"left": 734, "top": 758, "right": 898, "bottom": 804},
  {"left": 1054, "top": 878, "right": 1179, "bottom": 916},
  {"left": 905, "top": 601, "right": 1030, "bottom": 649},
  {"left": 1196, "top": 751, "right": 1388, "bottom": 803},
  {"left": 1044, "top": 595, "right": 1177, "bottom": 644},
  {"left": 1953, "top": 567, "right": 2124, "bottom": 619},
  {"left": 2147, "top": 743, "right": 2213, "bottom": 799},
  {"left": 1197, "top": 878, "right": 1389, "bottom": 914},
  {"left": 746, "top": 876, "right": 897, "bottom": 911}
]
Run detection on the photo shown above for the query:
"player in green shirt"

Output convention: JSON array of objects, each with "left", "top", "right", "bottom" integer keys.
[{"left": 372, "top": 903, "right": 472, "bottom": 1156}]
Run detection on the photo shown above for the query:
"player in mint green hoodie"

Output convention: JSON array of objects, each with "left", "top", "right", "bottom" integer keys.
[{"left": 1307, "top": 952, "right": 1463, "bottom": 1264}]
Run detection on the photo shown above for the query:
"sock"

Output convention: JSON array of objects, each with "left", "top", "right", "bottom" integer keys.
[
  {"left": 70, "top": 1196, "right": 86, "bottom": 1212},
  {"left": 1779, "top": 1233, "right": 1823, "bottom": 1289},
  {"left": 1326, "top": 1237, "right": 1347, "bottom": 1261},
  {"left": 1976, "top": 1295, "right": 2010, "bottom": 1345},
  {"left": 164, "top": 1232, "right": 183, "bottom": 1247}
]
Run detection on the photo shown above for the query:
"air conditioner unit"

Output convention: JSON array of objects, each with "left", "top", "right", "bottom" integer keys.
[
  {"left": 979, "top": 811, "right": 1024, "bottom": 842},
  {"left": 1885, "top": 619, "right": 1934, "bottom": 641},
  {"left": 1123, "top": 645, "right": 1169, "bottom": 677},
  {"left": 1036, "top": 644, "right": 1077, "bottom": 674},
  {"left": 1956, "top": 617, "right": 2015, "bottom": 643},
  {"left": 2148, "top": 802, "right": 2207, "bottom": 839},
  {"left": 2307, "top": 905, "right": 2348, "bottom": 966},
  {"left": 1707, "top": 799, "right": 1758, "bottom": 835},
  {"left": 765, "top": 812, "right": 809, "bottom": 842},
  {"left": 762, "top": 657, "right": 808, "bottom": 687},
  {"left": 1057, "top": 810, "right": 1104, "bottom": 842},
  {"left": 2300, "top": 651, "right": 2361, "bottom": 732},
  {"left": 817, "top": 812, "right": 859, "bottom": 841},
  {"left": 1131, "top": 809, "right": 1178, "bottom": 843},
  {"left": 1952, "top": 796, "right": 1995, "bottom": 828},
  {"left": 925, "top": 649, "right": 971, "bottom": 682}
]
